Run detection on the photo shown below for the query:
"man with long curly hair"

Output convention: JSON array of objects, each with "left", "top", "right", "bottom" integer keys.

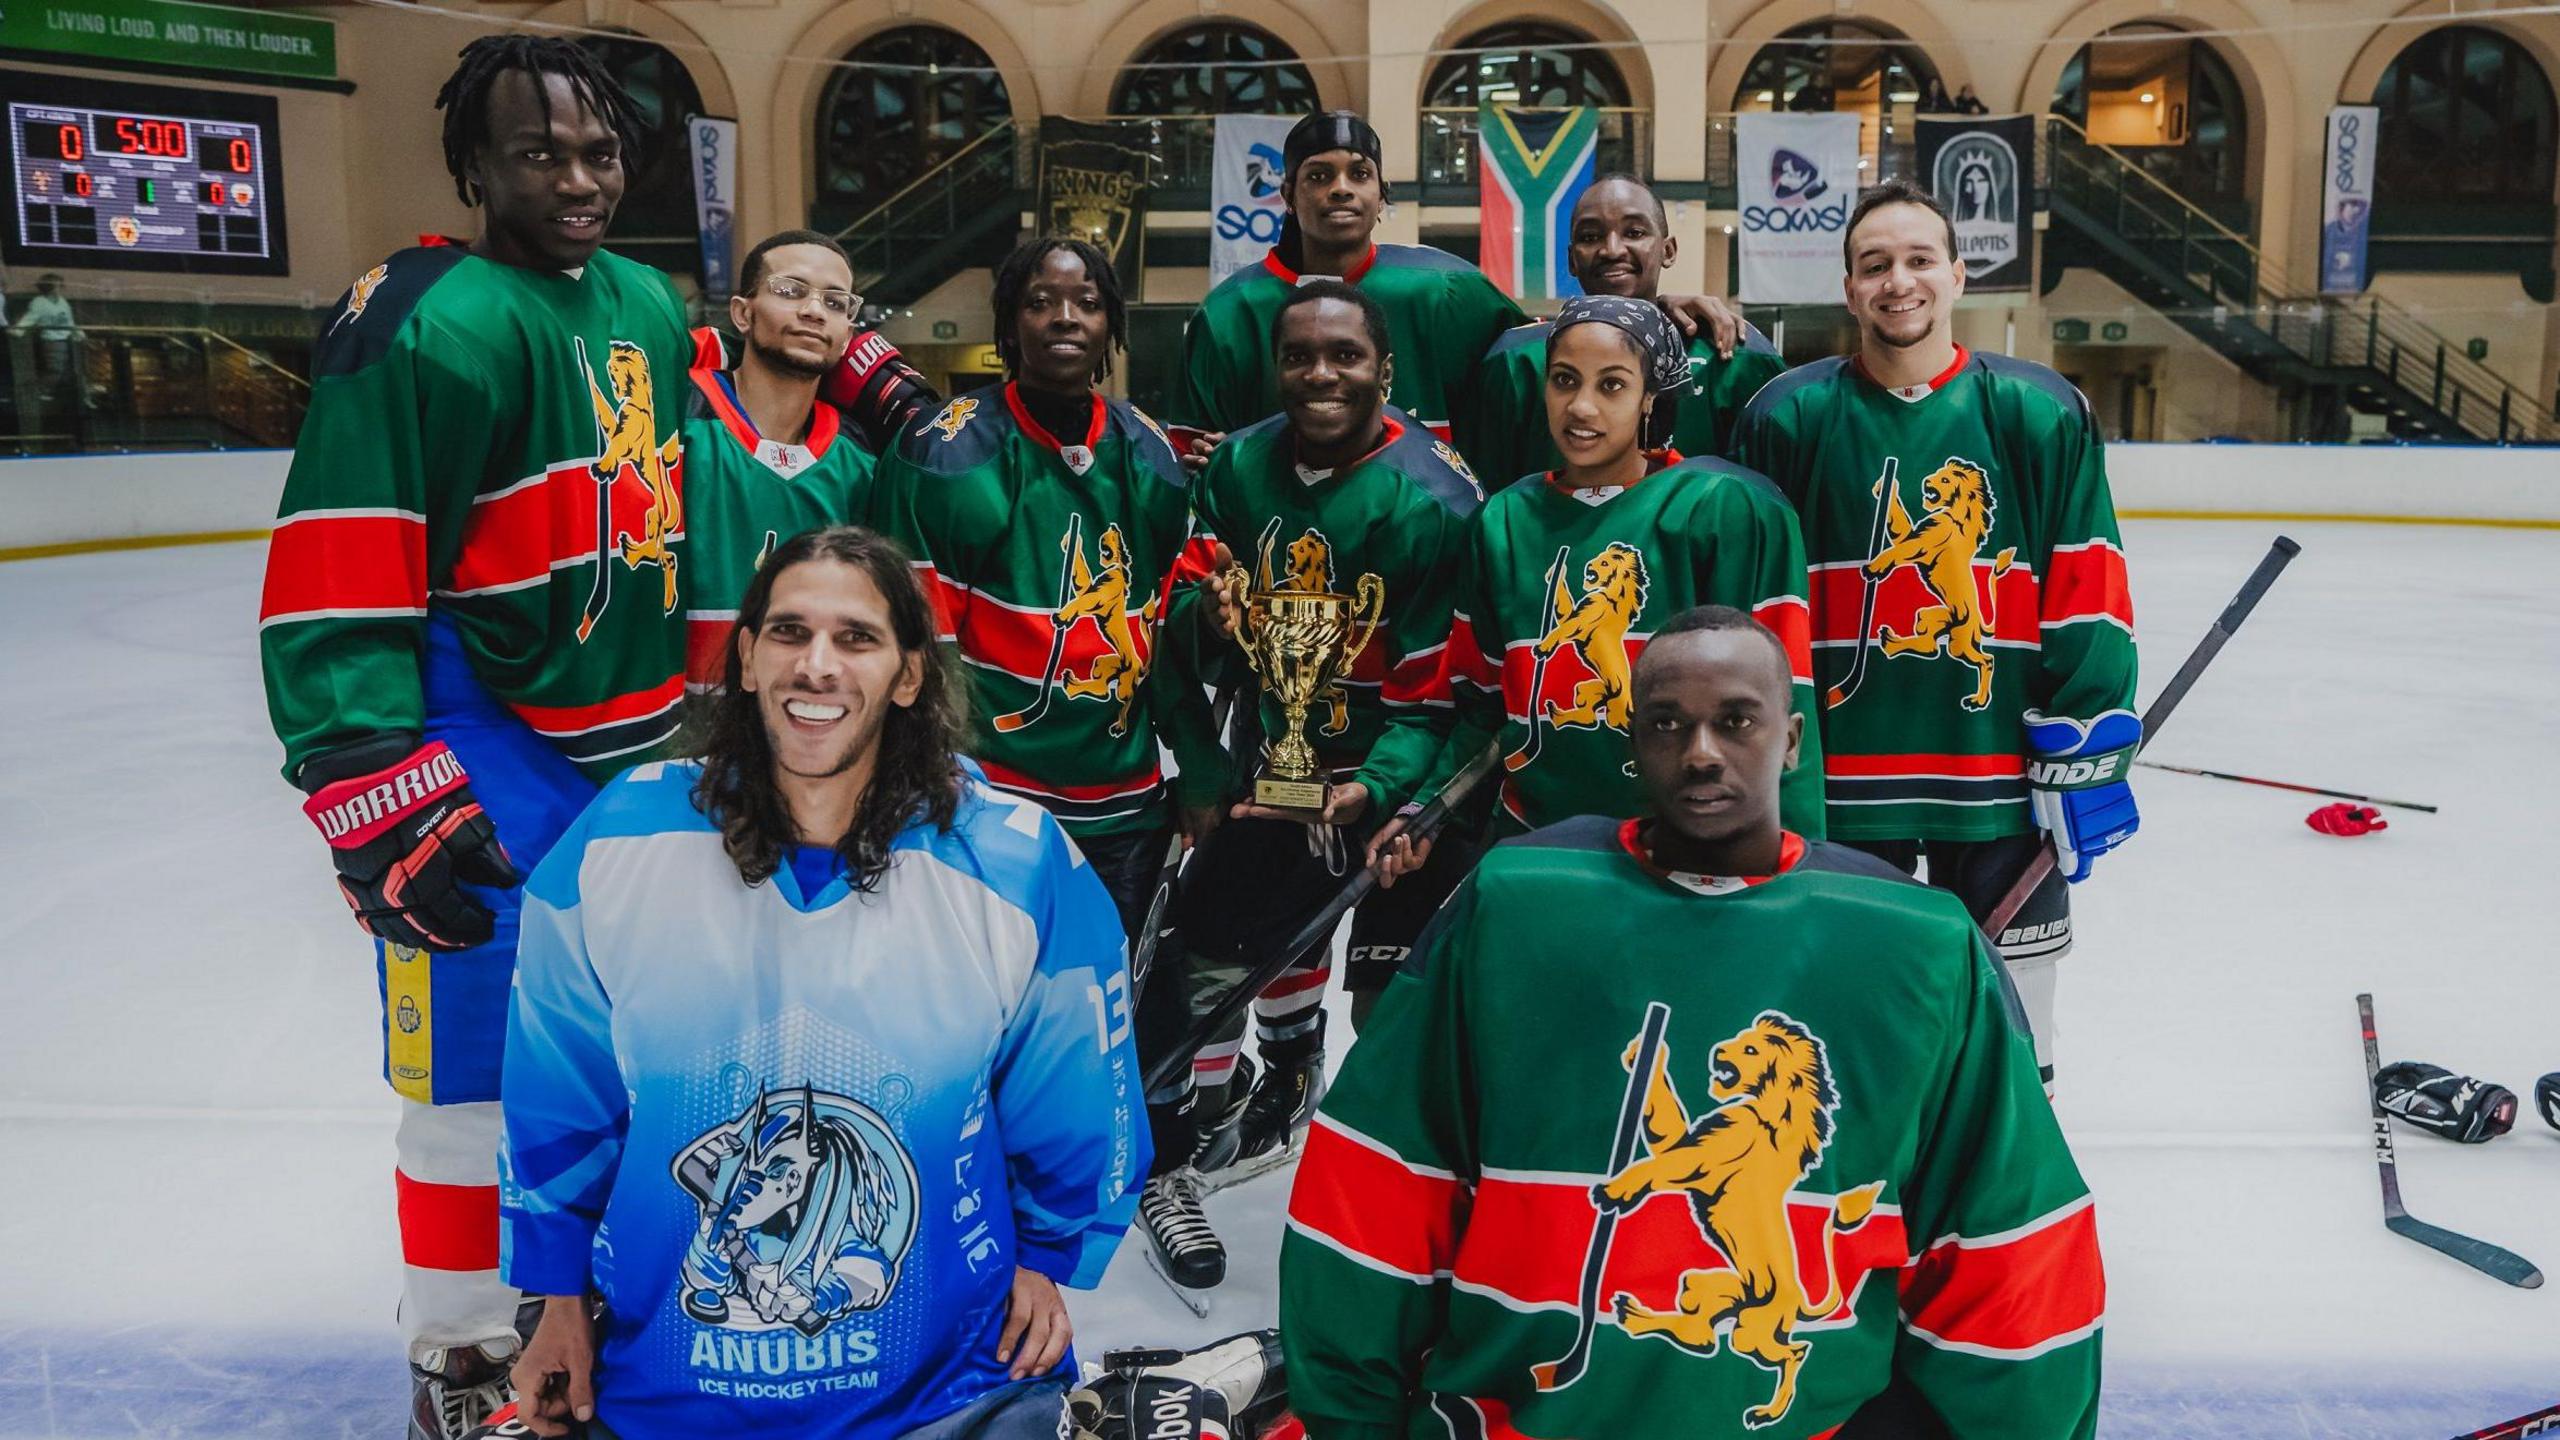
[{"left": 499, "top": 526, "right": 1148, "bottom": 1440}]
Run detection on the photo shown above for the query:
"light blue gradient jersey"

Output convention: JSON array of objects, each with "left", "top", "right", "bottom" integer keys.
[{"left": 499, "top": 759, "right": 1148, "bottom": 1439}]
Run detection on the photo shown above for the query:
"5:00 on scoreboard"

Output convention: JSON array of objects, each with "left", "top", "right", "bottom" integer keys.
[
  {"left": 4, "top": 69, "right": 289, "bottom": 277},
  {"left": 19, "top": 110, "right": 263, "bottom": 207}
]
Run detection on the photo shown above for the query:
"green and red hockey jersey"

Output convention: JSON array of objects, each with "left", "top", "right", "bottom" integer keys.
[
  {"left": 867, "top": 382, "right": 1221, "bottom": 838},
  {"left": 1459, "top": 319, "right": 1786, "bottom": 491},
  {"left": 1731, "top": 348, "right": 2136, "bottom": 842},
  {"left": 259, "top": 244, "right": 692, "bottom": 782},
  {"left": 1191, "top": 406, "right": 1483, "bottom": 815},
  {"left": 1281, "top": 817, "right": 2103, "bottom": 1440},
  {"left": 1443, "top": 455, "right": 1826, "bottom": 839},
  {"left": 1173, "top": 243, "right": 1526, "bottom": 442},
  {"left": 678, "top": 364, "right": 877, "bottom": 687}
]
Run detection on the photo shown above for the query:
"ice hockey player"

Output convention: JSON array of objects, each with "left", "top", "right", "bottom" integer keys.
[
  {"left": 1459, "top": 175, "right": 1787, "bottom": 491},
  {"left": 680, "top": 230, "right": 917, "bottom": 687},
  {"left": 255, "top": 37, "right": 689, "bottom": 1438},
  {"left": 1146, "top": 279, "right": 1481, "bottom": 1292},
  {"left": 1376, "top": 294, "right": 1821, "bottom": 870},
  {"left": 1281, "top": 606, "right": 2103, "bottom": 1438},
  {"left": 1171, "top": 109, "right": 1525, "bottom": 454},
  {"left": 502, "top": 527, "right": 1146, "bottom": 1440},
  {"left": 1731, "top": 177, "right": 2138, "bottom": 1087}
]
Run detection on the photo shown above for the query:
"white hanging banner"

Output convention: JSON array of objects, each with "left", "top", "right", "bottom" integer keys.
[
  {"left": 687, "top": 115, "right": 740, "bottom": 299},
  {"left": 2320, "top": 105, "right": 2379, "bottom": 295},
  {"left": 1735, "top": 112, "right": 1861, "bottom": 305},
  {"left": 1209, "top": 114, "right": 1296, "bottom": 285}
]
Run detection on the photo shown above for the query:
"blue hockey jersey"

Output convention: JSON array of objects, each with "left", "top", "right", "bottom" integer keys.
[{"left": 500, "top": 760, "right": 1148, "bottom": 1438}]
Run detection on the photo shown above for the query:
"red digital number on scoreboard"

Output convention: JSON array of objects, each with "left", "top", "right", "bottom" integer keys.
[{"left": 111, "top": 116, "right": 190, "bottom": 158}]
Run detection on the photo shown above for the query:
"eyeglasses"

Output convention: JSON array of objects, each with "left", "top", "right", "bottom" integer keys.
[{"left": 761, "top": 274, "right": 859, "bottom": 317}]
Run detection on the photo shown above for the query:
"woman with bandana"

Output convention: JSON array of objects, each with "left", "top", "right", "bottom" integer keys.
[{"left": 1384, "top": 295, "right": 1826, "bottom": 860}]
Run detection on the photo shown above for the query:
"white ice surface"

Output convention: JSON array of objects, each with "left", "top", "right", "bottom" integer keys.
[{"left": 2, "top": 520, "right": 2555, "bottom": 1437}]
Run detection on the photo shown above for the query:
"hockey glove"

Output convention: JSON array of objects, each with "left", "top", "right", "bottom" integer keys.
[
  {"left": 824, "top": 329, "right": 940, "bottom": 448},
  {"left": 2537, "top": 1073, "right": 2560, "bottom": 1134},
  {"left": 300, "top": 735, "right": 519, "bottom": 952},
  {"left": 2375, "top": 1061, "right": 2517, "bottom": 1143},
  {"left": 2025, "top": 708, "right": 2141, "bottom": 883},
  {"left": 2306, "top": 802, "right": 2389, "bottom": 837}
]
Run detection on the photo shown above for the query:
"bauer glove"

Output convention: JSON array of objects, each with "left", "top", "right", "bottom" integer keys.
[
  {"left": 2025, "top": 708, "right": 2141, "bottom": 883},
  {"left": 299, "top": 735, "right": 519, "bottom": 952}
]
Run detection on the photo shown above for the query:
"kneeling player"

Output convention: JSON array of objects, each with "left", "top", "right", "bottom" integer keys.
[
  {"left": 1283, "top": 607, "right": 2102, "bottom": 1438},
  {"left": 502, "top": 528, "right": 1145, "bottom": 1440}
]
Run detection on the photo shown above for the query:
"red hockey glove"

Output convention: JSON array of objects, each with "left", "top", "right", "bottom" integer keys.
[
  {"left": 2306, "top": 802, "right": 2388, "bottom": 837},
  {"left": 300, "top": 737, "right": 520, "bottom": 951},
  {"left": 823, "top": 329, "right": 940, "bottom": 445}
]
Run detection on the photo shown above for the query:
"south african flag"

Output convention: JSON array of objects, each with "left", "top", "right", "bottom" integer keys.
[{"left": 1478, "top": 103, "right": 1600, "bottom": 300}]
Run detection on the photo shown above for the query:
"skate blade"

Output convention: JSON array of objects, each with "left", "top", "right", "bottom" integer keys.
[
  {"left": 1143, "top": 1244, "right": 1215, "bottom": 1319},
  {"left": 1201, "top": 1131, "right": 1303, "bottom": 1195}
]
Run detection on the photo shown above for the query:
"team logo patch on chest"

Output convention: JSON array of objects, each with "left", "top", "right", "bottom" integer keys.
[
  {"left": 1834, "top": 455, "right": 2015, "bottom": 712},
  {"left": 1504, "top": 541, "right": 1650, "bottom": 774},
  {"left": 924, "top": 396, "right": 978, "bottom": 442},
  {"left": 991, "top": 515, "right": 1158, "bottom": 738},
  {"left": 574, "top": 337, "right": 684, "bottom": 641}
]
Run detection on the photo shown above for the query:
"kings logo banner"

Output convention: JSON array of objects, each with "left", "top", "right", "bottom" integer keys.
[
  {"left": 687, "top": 115, "right": 739, "bottom": 301},
  {"left": 1478, "top": 104, "right": 1600, "bottom": 300},
  {"left": 1918, "top": 114, "right": 2032, "bottom": 292},
  {"left": 1037, "top": 118, "right": 1152, "bottom": 294},
  {"left": 1211, "top": 114, "right": 1296, "bottom": 285},
  {"left": 1736, "top": 113, "right": 1859, "bottom": 304},
  {"left": 2321, "top": 105, "right": 2379, "bottom": 295}
]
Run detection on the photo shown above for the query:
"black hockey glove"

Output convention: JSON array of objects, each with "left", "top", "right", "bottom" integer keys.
[
  {"left": 2375, "top": 1060, "right": 2517, "bottom": 1143},
  {"left": 2536, "top": 1072, "right": 2559, "bottom": 1134},
  {"left": 300, "top": 734, "right": 519, "bottom": 952}
]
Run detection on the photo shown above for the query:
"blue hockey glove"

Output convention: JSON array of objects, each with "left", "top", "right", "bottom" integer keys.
[{"left": 2025, "top": 708, "right": 2141, "bottom": 883}]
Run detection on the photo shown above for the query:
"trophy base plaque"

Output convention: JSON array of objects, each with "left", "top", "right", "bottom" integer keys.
[{"left": 1252, "top": 775, "right": 1331, "bottom": 816}]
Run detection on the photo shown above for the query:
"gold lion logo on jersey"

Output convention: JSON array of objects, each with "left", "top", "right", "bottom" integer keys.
[
  {"left": 925, "top": 396, "right": 979, "bottom": 442},
  {"left": 1859, "top": 456, "right": 2015, "bottom": 712},
  {"left": 1251, "top": 516, "right": 1355, "bottom": 737},
  {"left": 1582, "top": 1011, "right": 1884, "bottom": 1430},
  {"left": 993, "top": 517, "right": 1159, "bottom": 738},
  {"left": 1505, "top": 542, "right": 1650, "bottom": 773},
  {"left": 329, "top": 263, "right": 389, "bottom": 335},
  {"left": 1432, "top": 439, "right": 1480, "bottom": 493},
  {"left": 573, "top": 337, "right": 683, "bottom": 641}
]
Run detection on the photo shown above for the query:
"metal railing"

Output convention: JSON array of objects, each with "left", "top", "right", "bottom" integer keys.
[
  {"left": 827, "top": 120, "right": 1025, "bottom": 295},
  {"left": 1705, "top": 107, "right": 1920, "bottom": 206},
  {"left": 5, "top": 323, "right": 308, "bottom": 454},
  {"left": 1416, "top": 107, "right": 1651, "bottom": 200}
]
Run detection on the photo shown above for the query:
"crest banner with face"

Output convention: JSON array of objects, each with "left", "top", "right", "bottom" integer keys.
[
  {"left": 1917, "top": 114, "right": 2033, "bottom": 292},
  {"left": 1036, "top": 117, "right": 1152, "bottom": 296},
  {"left": 1211, "top": 114, "right": 1297, "bottom": 285},
  {"left": 1735, "top": 112, "right": 1859, "bottom": 304}
]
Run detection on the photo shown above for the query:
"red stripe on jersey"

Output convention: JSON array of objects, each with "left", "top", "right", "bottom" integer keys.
[
  {"left": 914, "top": 562, "right": 965, "bottom": 644},
  {"left": 448, "top": 452, "right": 684, "bottom": 596},
  {"left": 1825, "top": 752, "right": 2025, "bottom": 778},
  {"left": 1381, "top": 639, "right": 1451, "bottom": 707},
  {"left": 1900, "top": 1198, "right": 2105, "bottom": 1355},
  {"left": 975, "top": 757, "right": 1162, "bottom": 804},
  {"left": 1499, "top": 633, "right": 1651, "bottom": 721},
  {"left": 1810, "top": 563, "right": 2039, "bottom": 646},
  {"left": 2041, "top": 541, "right": 2133, "bottom": 631},
  {"left": 260, "top": 512, "right": 429, "bottom": 621},
  {"left": 395, "top": 1171, "right": 499, "bottom": 1272},
  {"left": 508, "top": 676, "right": 685, "bottom": 738},
  {"left": 1455, "top": 1172, "right": 1905, "bottom": 1321},
  {"left": 1751, "top": 595, "right": 1816, "bottom": 685},
  {"left": 1287, "top": 1116, "right": 1466, "bottom": 1280},
  {"left": 1446, "top": 612, "right": 1501, "bottom": 692},
  {"left": 954, "top": 587, "right": 1157, "bottom": 687}
]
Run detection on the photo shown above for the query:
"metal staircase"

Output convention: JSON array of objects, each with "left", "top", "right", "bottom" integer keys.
[
  {"left": 2043, "top": 116, "right": 2556, "bottom": 442},
  {"left": 829, "top": 121, "right": 1025, "bottom": 309}
]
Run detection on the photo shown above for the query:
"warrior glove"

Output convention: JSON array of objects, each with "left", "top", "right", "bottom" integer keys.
[
  {"left": 2306, "top": 802, "right": 2389, "bottom": 837},
  {"left": 300, "top": 735, "right": 519, "bottom": 952},
  {"left": 2025, "top": 708, "right": 2141, "bottom": 883},
  {"left": 2376, "top": 1060, "right": 2518, "bottom": 1143}
]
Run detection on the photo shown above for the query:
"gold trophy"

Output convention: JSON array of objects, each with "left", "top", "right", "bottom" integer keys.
[{"left": 1221, "top": 561, "right": 1387, "bottom": 818}]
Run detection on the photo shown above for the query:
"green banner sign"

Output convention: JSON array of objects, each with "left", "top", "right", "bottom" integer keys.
[{"left": 0, "top": 0, "right": 337, "bottom": 82}]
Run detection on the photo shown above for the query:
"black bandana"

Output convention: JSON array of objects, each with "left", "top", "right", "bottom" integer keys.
[
  {"left": 1283, "top": 111, "right": 1383, "bottom": 181},
  {"left": 1552, "top": 295, "right": 1690, "bottom": 395}
]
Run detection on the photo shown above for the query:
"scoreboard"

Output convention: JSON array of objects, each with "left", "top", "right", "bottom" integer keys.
[{"left": 4, "top": 70, "right": 288, "bottom": 277}]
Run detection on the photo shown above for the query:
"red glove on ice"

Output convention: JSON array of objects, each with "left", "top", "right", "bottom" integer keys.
[{"left": 2306, "top": 802, "right": 2388, "bottom": 837}]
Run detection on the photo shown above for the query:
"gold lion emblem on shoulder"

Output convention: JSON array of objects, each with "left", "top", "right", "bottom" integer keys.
[
  {"left": 1433, "top": 438, "right": 1480, "bottom": 491},
  {"left": 1592, "top": 1011, "right": 1885, "bottom": 1430},
  {"left": 925, "top": 396, "right": 979, "bottom": 442}
]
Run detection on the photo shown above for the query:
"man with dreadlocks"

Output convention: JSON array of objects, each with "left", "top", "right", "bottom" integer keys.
[
  {"left": 255, "top": 35, "right": 691, "bottom": 1436},
  {"left": 501, "top": 526, "right": 1146, "bottom": 1440}
]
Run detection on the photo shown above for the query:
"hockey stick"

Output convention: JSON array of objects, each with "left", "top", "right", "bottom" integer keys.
[
  {"left": 1531, "top": 1000, "right": 1671, "bottom": 1391},
  {"left": 1126, "top": 829, "right": 1187, "bottom": 1001},
  {"left": 1142, "top": 741, "right": 1503, "bottom": 1096},
  {"left": 2132, "top": 760, "right": 2437, "bottom": 814},
  {"left": 1503, "top": 545, "right": 1574, "bottom": 773},
  {"left": 573, "top": 337, "right": 617, "bottom": 644},
  {"left": 1983, "top": 535, "right": 2301, "bottom": 937},
  {"left": 2358, "top": 992, "right": 2543, "bottom": 1288},
  {"left": 993, "top": 513, "right": 1085, "bottom": 733},
  {"left": 2451, "top": 1402, "right": 2560, "bottom": 1439},
  {"left": 1825, "top": 456, "right": 1898, "bottom": 710}
]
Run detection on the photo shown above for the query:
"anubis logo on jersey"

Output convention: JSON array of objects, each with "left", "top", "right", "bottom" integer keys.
[
  {"left": 674, "top": 1084, "right": 920, "bottom": 1336},
  {"left": 1505, "top": 542, "right": 1650, "bottom": 774}
]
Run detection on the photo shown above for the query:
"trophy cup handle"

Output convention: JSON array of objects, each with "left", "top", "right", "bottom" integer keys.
[
  {"left": 1216, "top": 563, "right": 1266, "bottom": 678},
  {"left": 1340, "top": 573, "right": 1388, "bottom": 672}
]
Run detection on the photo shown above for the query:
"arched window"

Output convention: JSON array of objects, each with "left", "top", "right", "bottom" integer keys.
[
  {"left": 2374, "top": 26, "right": 2556, "bottom": 206},
  {"left": 1423, "top": 22, "right": 1631, "bottom": 110},
  {"left": 576, "top": 33, "right": 707, "bottom": 277},
  {"left": 816, "top": 26, "right": 1012, "bottom": 224},
  {"left": 2053, "top": 25, "right": 2249, "bottom": 209},
  {"left": 1111, "top": 22, "right": 1316, "bottom": 116},
  {"left": 1735, "top": 22, "right": 1938, "bottom": 178}
]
